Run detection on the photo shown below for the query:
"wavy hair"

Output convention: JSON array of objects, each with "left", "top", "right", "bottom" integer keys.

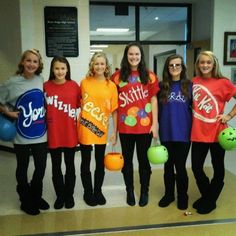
[
  {"left": 195, "top": 51, "right": 224, "bottom": 78},
  {"left": 87, "top": 52, "right": 111, "bottom": 79},
  {"left": 16, "top": 49, "right": 43, "bottom": 75}
]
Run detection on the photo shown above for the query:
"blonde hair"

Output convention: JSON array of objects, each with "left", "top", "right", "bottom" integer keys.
[
  {"left": 16, "top": 49, "right": 43, "bottom": 75},
  {"left": 194, "top": 51, "right": 223, "bottom": 78},
  {"left": 87, "top": 52, "right": 111, "bottom": 78}
]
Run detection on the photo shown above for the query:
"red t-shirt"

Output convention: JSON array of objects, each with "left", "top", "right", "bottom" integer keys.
[
  {"left": 44, "top": 80, "right": 81, "bottom": 148},
  {"left": 112, "top": 70, "right": 159, "bottom": 134},
  {"left": 191, "top": 76, "right": 236, "bottom": 142}
]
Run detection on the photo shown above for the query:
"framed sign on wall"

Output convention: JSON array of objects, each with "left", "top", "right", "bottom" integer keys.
[
  {"left": 223, "top": 32, "right": 236, "bottom": 65},
  {"left": 44, "top": 6, "right": 79, "bottom": 57},
  {"left": 231, "top": 68, "right": 236, "bottom": 85}
]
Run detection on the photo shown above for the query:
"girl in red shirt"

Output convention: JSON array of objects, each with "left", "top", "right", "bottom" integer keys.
[
  {"left": 44, "top": 56, "right": 81, "bottom": 209},
  {"left": 112, "top": 42, "right": 159, "bottom": 207},
  {"left": 191, "top": 51, "right": 236, "bottom": 214}
]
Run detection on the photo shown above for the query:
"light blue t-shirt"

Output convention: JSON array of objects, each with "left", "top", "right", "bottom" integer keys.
[{"left": 0, "top": 75, "right": 47, "bottom": 144}]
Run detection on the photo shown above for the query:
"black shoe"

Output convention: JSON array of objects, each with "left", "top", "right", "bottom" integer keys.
[
  {"left": 54, "top": 197, "right": 64, "bottom": 209},
  {"left": 127, "top": 190, "right": 135, "bottom": 206},
  {"left": 197, "top": 200, "right": 216, "bottom": 214},
  {"left": 158, "top": 195, "right": 175, "bottom": 207},
  {"left": 20, "top": 202, "right": 40, "bottom": 215},
  {"left": 95, "top": 192, "right": 106, "bottom": 205},
  {"left": 192, "top": 197, "right": 204, "bottom": 209},
  {"left": 139, "top": 192, "right": 149, "bottom": 207},
  {"left": 65, "top": 196, "right": 75, "bottom": 209},
  {"left": 39, "top": 198, "right": 50, "bottom": 210},
  {"left": 177, "top": 198, "right": 188, "bottom": 210},
  {"left": 84, "top": 193, "right": 97, "bottom": 206}
]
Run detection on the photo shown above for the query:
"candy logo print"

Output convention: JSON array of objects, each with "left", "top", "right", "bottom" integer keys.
[
  {"left": 192, "top": 84, "right": 218, "bottom": 123},
  {"left": 16, "top": 89, "right": 46, "bottom": 139}
]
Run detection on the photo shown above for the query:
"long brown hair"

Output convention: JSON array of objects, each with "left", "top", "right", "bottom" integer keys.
[
  {"left": 120, "top": 42, "right": 149, "bottom": 85},
  {"left": 48, "top": 56, "right": 71, "bottom": 81},
  {"left": 159, "top": 54, "right": 191, "bottom": 103}
]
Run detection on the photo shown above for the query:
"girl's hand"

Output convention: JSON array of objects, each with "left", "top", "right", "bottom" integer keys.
[
  {"left": 216, "top": 114, "right": 231, "bottom": 124},
  {"left": 109, "top": 132, "right": 117, "bottom": 145},
  {"left": 3, "top": 110, "right": 19, "bottom": 120},
  {"left": 150, "top": 125, "right": 158, "bottom": 139}
]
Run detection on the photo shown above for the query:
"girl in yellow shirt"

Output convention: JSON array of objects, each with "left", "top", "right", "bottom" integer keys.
[{"left": 77, "top": 52, "right": 118, "bottom": 206}]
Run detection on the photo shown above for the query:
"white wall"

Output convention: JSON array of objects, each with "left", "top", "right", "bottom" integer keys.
[
  {"left": 212, "top": 0, "right": 236, "bottom": 127},
  {"left": 19, "top": 0, "right": 90, "bottom": 83},
  {"left": 212, "top": 0, "right": 236, "bottom": 78},
  {"left": 0, "top": 0, "right": 21, "bottom": 82}
]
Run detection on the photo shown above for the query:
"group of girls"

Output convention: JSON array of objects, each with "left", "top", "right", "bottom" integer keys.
[{"left": 0, "top": 42, "right": 236, "bottom": 216}]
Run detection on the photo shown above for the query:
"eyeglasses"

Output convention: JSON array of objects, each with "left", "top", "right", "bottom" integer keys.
[{"left": 169, "top": 64, "right": 182, "bottom": 69}]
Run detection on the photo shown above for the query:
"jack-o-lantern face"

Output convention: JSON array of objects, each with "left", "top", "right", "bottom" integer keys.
[
  {"left": 147, "top": 145, "right": 168, "bottom": 164},
  {"left": 218, "top": 127, "right": 236, "bottom": 150},
  {"left": 104, "top": 152, "right": 124, "bottom": 171}
]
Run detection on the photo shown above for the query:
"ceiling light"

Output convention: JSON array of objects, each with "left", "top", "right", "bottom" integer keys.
[
  {"left": 155, "top": 17, "right": 159, "bottom": 20},
  {"left": 96, "top": 28, "right": 129, "bottom": 33},
  {"left": 90, "top": 45, "right": 108, "bottom": 48}
]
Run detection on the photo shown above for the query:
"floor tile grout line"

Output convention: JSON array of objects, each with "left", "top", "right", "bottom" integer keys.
[{"left": 20, "top": 217, "right": 236, "bottom": 236}]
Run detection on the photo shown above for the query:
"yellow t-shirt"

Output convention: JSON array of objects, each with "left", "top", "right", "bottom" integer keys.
[{"left": 77, "top": 77, "right": 118, "bottom": 145}]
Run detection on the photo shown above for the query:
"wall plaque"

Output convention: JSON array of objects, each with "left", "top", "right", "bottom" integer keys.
[{"left": 44, "top": 6, "right": 78, "bottom": 57}]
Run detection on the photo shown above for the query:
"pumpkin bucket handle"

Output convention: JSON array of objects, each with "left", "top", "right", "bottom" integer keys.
[{"left": 150, "top": 137, "right": 161, "bottom": 147}]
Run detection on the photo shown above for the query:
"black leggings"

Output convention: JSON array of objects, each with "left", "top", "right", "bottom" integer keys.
[
  {"left": 80, "top": 144, "right": 106, "bottom": 174},
  {"left": 119, "top": 133, "right": 152, "bottom": 178},
  {"left": 162, "top": 141, "right": 190, "bottom": 197},
  {"left": 14, "top": 142, "right": 47, "bottom": 186},
  {"left": 50, "top": 147, "right": 76, "bottom": 178},
  {"left": 191, "top": 142, "right": 225, "bottom": 185}
]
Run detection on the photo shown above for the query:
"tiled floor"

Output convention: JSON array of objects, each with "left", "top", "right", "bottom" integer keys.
[{"left": 0, "top": 143, "right": 236, "bottom": 235}]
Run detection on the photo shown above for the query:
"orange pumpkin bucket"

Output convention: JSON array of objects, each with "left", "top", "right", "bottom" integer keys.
[{"left": 104, "top": 152, "right": 124, "bottom": 171}]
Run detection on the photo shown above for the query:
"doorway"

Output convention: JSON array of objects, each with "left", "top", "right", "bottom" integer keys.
[{"left": 153, "top": 49, "right": 176, "bottom": 80}]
